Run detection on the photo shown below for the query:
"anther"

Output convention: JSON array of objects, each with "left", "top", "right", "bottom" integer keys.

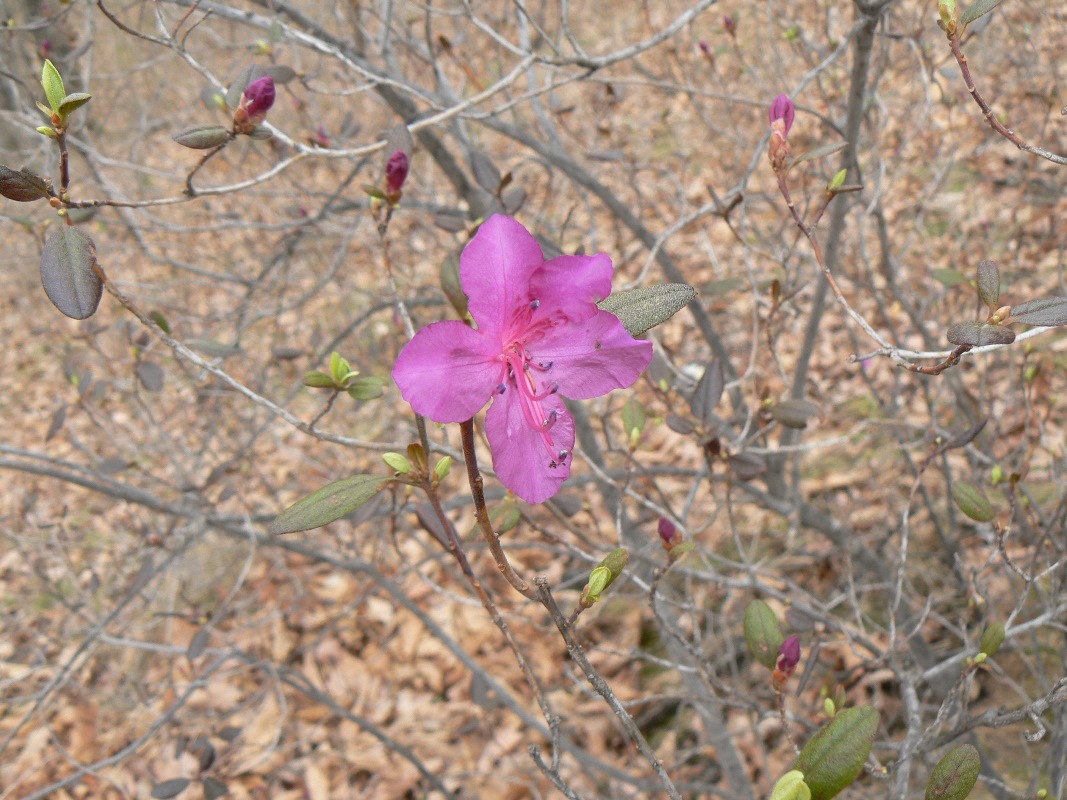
[
  {"left": 558, "top": 449, "right": 569, "bottom": 460},
  {"left": 542, "top": 410, "right": 558, "bottom": 428},
  {"left": 497, "top": 384, "right": 507, "bottom": 394},
  {"left": 530, "top": 299, "right": 540, "bottom": 310}
]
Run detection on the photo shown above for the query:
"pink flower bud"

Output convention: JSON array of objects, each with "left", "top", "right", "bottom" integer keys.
[
  {"left": 698, "top": 40, "right": 711, "bottom": 55},
  {"left": 776, "top": 635, "right": 801, "bottom": 675},
  {"left": 657, "top": 517, "right": 676, "bottom": 544},
  {"left": 241, "top": 76, "right": 276, "bottom": 124},
  {"left": 385, "top": 150, "right": 409, "bottom": 197},
  {"left": 722, "top": 16, "right": 737, "bottom": 36},
  {"left": 768, "top": 93, "right": 795, "bottom": 137}
]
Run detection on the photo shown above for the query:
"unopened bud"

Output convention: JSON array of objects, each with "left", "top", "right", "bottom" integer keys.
[
  {"left": 385, "top": 149, "right": 409, "bottom": 201},
  {"left": 233, "top": 75, "right": 275, "bottom": 133}
]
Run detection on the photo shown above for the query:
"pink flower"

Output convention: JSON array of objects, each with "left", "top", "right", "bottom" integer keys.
[
  {"left": 769, "top": 93, "right": 795, "bottom": 137},
  {"left": 385, "top": 150, "right": 409, "bottom": 197},
  {"left": 393, "top": 215, "right": 652, "bottom": 503}
]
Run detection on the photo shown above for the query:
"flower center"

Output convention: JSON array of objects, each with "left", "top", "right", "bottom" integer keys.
[{"left": 495, "top": 299, "right": 569, "bottom": 466}]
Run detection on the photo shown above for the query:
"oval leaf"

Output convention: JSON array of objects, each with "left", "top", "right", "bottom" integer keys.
[
  {"left": 151, "top": 778, "right": 192, "bottom": 799},
  {"left": 270, "top": 474, "right": 392, "bottom": 534},
  {"left": 57, "top": 92, "right": 92, "bottom": 119},
  {"left": 203, "top": 777, "right": 229, "bottom": 800},
  {"left": 979, "top": 622, "right": 1005, "bottom": 657},
  {"left": 470, "top": 150, "right": 502, "bottom": 192},
  {"left": 771, "top": 399, "right": 822, "bottom": 430},
  {"left": 41, "top": 59, "right": 65, "bottom": 111},
  {"left": 946, "top": 321, "right": 1015, "bottom": 347},
  {"left": 941, "top": 419, "right": 987, "bottom": 451},
  {"left": 728, "top": 451, "right": 767, "bottom": 480},
  {"left": 1010, "top": 296, "right": 1067, "bottom": 327},
  {"left": 690, "top": 359, "right": 725, "bottom": 428},
  {"left": 173, "top": 124, "right": 231, "bottom": 150},
  {"left": 744, "top": 599, "right": 783, "bottom": 669},
  {"left": 260, "top": 64, "right": 297, "bottom": 84},
  {"left": 925, "top": 744, "right": 981, "bottom": 800},
  {"left": 787, "top": 140, "right": 847, "bottom": 169},
  {"left": 136, "top": 361, "right": 165, "bottom": 392},
  {"left": 961, "top": 0, "right": 1003, "bottom": 26},
  {"left": 226, "top": 65, "right": 257, "bottom": 109},
  {"left": 0, "top": 165, "right": 50, "bottom": 202},
  {"left": 951, "top": 481, "right": 994, "bottom": 522},
  {"left": 599, "top": 283, "right": 696, "bottom": 336},
  {"left": 975, "top": 259, "right": 999, "bottom": 309},
  {"left": 793, "top": 706, "right": 879, "bottom": 800},
  {"left": 40, "top": 226, "right": 103, "bottom": 320}
]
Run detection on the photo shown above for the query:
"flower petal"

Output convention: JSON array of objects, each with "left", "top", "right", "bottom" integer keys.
[
  {"left": 531, "top": 253, "right": 614, "bottom": 324},
  {"left": 461, "top": 215, "right": 544, "bottom": 338},
  {"left": 485, "top": 392, "right": 575, "bottom": 504},
  {"left": 393, "top": 320, "right": 500, "bottom": 422},
  {"left": 531, "top": 310, "right": 652, "bottom": 399}
]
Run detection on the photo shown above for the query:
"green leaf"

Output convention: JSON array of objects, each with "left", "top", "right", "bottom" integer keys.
[
  {"left": 743, "top": 599, "right": 783, "bottom": 669},
  {"left": 786, "top": 140, "right": 847, "bottom": 169},
  {"left": 1010, "top": 297, "right": 1067, "bottom": 327},
  {"left": 689, "top": 358, "right": 725, "bottom": 429},
  {"left": 40, "top": 226, "right": 103, "bottom": 320},
  {"left": 151, "top": 778, "right": 192, "bottom": 799},
  {"left": 186, "top": 339, "right": 242, "bottom": 358},
  {"left": 598, "top": 283, "right": 695, "bottom": 336},
  {"left": 975, "top": 259, "right": 999, "bottom": 309},
  {"left": 0, "top": 165, "right": 50, "bottom": 202},
  {"left": 978, "top": 622, "right": 1005, "bottom": 656},
  {"left": 56, "top": 92, "right": 92, "bottom": 120},
  {"left": 951, "top": 481, "right": 994, "bottom": 522},
  {"left": 269, "top": 474, "right": 392, "bottom": 534},
  {"left": 771, "top": 399, "right": 822, "bottom": 430},
  {"left": 303, "top": 370, "right": 336, "bottom": 388},
  {"left": 793, "top": 706, "right": 879, "bottom": 800},
  {"left": 772, "top": 771, "right": 812, "bottom": 800},
  {"left": 932, "top": 268, "right": 969, "bottom": 288},
  {"left": 346, "top": 376, "right": 386, "bottom": 401},
  {"left": 172, "top": 124, "right": 231, "bottom": 150},
  {"left": 41, "top": 59, "right": 65, "bottom": 112},
  {"left": 440, "top": 252, "right": 469, "bottom": 319},
  {"left": 925, "top": 744, "right": 981, "bottom": 800},
  {"left": 961, "top": 0, "right": 1003, "bottom": 27},
  {"left": 36, "top": 126, "right": 58, "bottom": 138},
  {"left": 581, "top": 548, "right": 629, "bottom": 605},
  {"left": 148, "top": 310, "right": 171, "bottom": 335},
  {"left": 621, "top": 396, "right": 646, "bottom": 439},
  {"left": 382, "top": 453, "right": 413, "bottom": 474},
  {"left": 946, "top": 321, "right": 1015, "bottom": 347}
]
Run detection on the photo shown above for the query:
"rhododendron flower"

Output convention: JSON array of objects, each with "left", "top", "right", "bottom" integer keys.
[{"left": 393, "top": 215, "right": 652, "bottom": 503}]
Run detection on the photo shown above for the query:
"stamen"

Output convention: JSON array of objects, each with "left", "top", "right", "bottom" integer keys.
[
  {"left": 497, "top": 384, "right": 507, "bottom": 394},
  {"left": 530, "top": 299, "right": 540, "bottom": 310},
  {"left": 558, "top": 450, "right": 569, "bottom": 461},
  {"left": 529, "top": 359, "right": 552, "bottom": 372},
  {"left": 529, "top": 381, "right": 559, "bottom": 401},
  {"left": 542, "top": 410, "right": 558, "bottom": 429}
]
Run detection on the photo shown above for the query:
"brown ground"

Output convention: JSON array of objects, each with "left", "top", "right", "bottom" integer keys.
[{"left": 2, "top": 0, "right": 1066, "bottom": 798}]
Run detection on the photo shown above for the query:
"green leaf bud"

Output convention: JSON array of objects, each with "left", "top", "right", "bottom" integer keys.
[
  {"left": 382, "top": 452, "right": 413, "bottom": 474},
  {"left": 771, "top": 771, "right": 812, "bottom": 800}
]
